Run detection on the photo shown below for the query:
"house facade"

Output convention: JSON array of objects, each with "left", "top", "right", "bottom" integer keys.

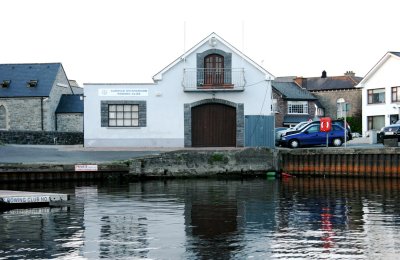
[
  {"left": 356, "top": 52, "right": 400, "bottom": 135},
  {"left": 84, "top": 33, "right": 274, "bottom": 147},
  {"left": 272, "top": 80, "right": 322, "bottom": 127}
]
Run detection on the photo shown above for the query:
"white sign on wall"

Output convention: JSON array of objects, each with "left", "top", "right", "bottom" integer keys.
[{"left": 98, "top": 88, "right": 148, "bottom": 97}]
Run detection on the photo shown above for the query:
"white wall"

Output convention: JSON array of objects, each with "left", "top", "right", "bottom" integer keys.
[
  {"left": 84, "top": 39, "right": 273, "bottom": 147},
  {"left": 360, "top": 54, "right": 400, "bottom": 135}
]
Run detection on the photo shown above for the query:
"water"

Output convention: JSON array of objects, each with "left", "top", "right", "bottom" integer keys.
[{"left": 1, "top": 177, "right": 400, "bottom": 259}]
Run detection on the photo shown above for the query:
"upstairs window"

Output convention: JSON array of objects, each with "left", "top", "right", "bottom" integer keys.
[
  {"left": 391, "top": 86, "right": 400, "bottom": 102},
  {"left": 368, "top": 88, "right": 385, "bottom": 104},
  {"left": 288, "top": 101, "right": 308, "bottom": 114}
]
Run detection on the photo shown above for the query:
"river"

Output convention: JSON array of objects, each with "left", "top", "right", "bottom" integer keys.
[{"left": 1, "top": 177, "right": 400, "bottom": 259}]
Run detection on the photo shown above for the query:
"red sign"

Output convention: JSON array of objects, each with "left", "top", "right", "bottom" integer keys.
[{"left": 320, "top": 117, "right": 332, "bottom": 132}]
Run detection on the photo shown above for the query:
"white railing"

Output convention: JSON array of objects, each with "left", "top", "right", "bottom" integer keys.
[{"left": 182, "top": 68, "right": 245, "bottom": 91}]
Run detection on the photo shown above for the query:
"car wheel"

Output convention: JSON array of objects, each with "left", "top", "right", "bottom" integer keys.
[
  {"left": 332, "top": 138, "right": 342, "bottom": 147},
  {"left": 289, "top": 139, "right": 299, "bottom": 148}
]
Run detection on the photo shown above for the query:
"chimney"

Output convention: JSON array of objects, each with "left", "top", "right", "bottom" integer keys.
[
  {"left": 321, "top": 70, "right": 327, "bottom": 78},
  {"left": 294, "top": 77, "right": 304, "bottom": 87},
  {"left": 344, "top": 71, "right": 355, "bottom": 77}
]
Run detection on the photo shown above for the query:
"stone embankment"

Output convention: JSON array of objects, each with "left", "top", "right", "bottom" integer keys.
[{"left": 129, "top": 148, "right": 277, "bottom": 177}]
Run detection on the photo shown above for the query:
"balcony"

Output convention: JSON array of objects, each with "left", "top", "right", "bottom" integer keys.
[{"left": 182, "top": 68, "right": 245, "bottom": 92}]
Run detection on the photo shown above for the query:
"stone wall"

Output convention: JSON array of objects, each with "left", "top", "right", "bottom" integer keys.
[
  {"left": 45, "top": 67, "right": 74, "bottom": 131},
  {"left": 56, "top": 113, "right": 83, "bottom": 132},
  {"left": 129, "top": 148, "right": 277, "bottom": 177},
  {"left": 0, "top": 130, "right": 83, "bottom": 145},
  {"left": 0, "top": 98, "right": 43, "bottom": 130},
  {"left": 311, "top": 89, "right": 361, "bottom": 118}
]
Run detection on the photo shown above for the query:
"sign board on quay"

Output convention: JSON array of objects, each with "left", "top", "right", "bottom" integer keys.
[{"left": 75, "top": 165, "right": 98, "bottom": 172}]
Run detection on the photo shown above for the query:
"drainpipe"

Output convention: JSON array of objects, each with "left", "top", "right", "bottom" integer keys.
[{"left": 41, "top": 97, "right": 44, "bottom": 131}]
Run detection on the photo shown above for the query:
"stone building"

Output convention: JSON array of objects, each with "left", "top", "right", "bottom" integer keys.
[
  {"left": 0, "top": 63, "right": 83, "bottom": 144},
  {"left": 294, "top": 71, "right": 362, "bottom": 120},
  {"left": 272, "top": 80, "right": 323, "bottom": 127}
]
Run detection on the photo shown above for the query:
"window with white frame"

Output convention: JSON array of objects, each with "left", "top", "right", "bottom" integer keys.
[
  {"left": 101, "top": 101, "right": 146, "bottom": 128},
  {"left": 272, "top": 99, "right": 278, "bottom": 113},
  {"left": 288, "top": 101, "right": 308, "bottom": 114},
  {"left": 108, "top": 104, "right": 139, "bottom": 127}
]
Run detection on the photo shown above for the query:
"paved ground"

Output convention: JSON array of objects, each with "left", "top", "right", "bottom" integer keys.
[
  {"left": 0, "top": 137, "right": 385, "bottom": 164},
  {"left": 0, "top": 145, "right": 167, "bottom": 164}
]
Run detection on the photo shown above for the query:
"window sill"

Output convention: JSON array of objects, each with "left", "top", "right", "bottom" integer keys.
[{"left": 106, "top": 127, "right": 142, "bottom": 129}]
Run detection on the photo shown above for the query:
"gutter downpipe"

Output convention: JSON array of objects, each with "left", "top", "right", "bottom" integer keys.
[{"left": 41, "top": 97, "right": 44, "bottom": 131}]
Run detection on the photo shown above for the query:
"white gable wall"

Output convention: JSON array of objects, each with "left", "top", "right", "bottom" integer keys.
[
  {"left": 359, "top": 54, "right": 400, "bottom": 135},
  {"left": 84, "top": 37, "right": 273, "bottom": 147}
]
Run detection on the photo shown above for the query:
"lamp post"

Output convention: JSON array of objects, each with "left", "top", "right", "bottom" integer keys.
[{"left": 337, "top": 98, "right": 347, "bottom": 147}]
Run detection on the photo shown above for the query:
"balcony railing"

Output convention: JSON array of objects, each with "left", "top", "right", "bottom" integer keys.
[{"left": 182, "top": 68, "right": 245, "bottom": 91}]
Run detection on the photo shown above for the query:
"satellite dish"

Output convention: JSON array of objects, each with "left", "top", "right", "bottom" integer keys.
[{"left": 208, "top": 37, "right": 217, "bottom": 47}]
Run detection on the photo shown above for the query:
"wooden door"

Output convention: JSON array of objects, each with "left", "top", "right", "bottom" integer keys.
[
  {"left": 204, "top": 54, "right": 224, "bottom": 85},
  {"left": 192, "top": 103, "right": 236, "bottom": 147}
]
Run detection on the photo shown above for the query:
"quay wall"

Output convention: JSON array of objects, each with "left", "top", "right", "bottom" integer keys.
[
  {"left": 279, "top": 147, "right": 400, "bottom": 177},
  {"left": 129, "top": 148, "right": 277, "bottom": 178},
  {"left": 1, "top": 147, "right": 400, "bottom": 182}
]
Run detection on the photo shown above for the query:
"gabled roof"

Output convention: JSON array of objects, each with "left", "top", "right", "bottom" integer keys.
[
  {"left": 357, "top": 51, "right": 400, "bottom": 87},
  {"left": 55, "top": 94, "right": 84, "bottom": 113},
  {"left": 153, "top": 32, "right": 274, "bottom": 81},
  {"left": 301, "top": 76, "right": 362, "bottom": 91},
  {"left": 272, "top": 81, "right": 316, "bottom": 100},
  {"left": 0, "top": 63, "right": 62, "bottom": 97}
]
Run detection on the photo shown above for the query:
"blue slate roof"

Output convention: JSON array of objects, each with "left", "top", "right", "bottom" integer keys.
[
  {"left": 300, "top": 75, "right": 362, "bottom": 91},
  {"left": 56, "top": 94, "right": 84, "bottom": 113},
  {"left": 0, "top": 63, "right": 62, "bottom": 97},
  {"left": 272, "top": 81, "right": 317, "bottom": 100},
  {"left": 390, "top": 52, "right": 400, "bottom": 57}
]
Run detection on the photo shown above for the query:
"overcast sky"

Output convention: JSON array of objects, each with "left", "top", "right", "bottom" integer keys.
[{"left": 1, "top": 0, "right": 399, "bottom": 85}]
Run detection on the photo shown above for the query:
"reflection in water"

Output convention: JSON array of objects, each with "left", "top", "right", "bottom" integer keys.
[{"left": 0, "top": 178, "right": 400, "bottom": 259}]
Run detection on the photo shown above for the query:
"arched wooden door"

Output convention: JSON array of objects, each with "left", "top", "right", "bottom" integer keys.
[{"left": 191, "top": 103, "right": 236, "bottom": 147}]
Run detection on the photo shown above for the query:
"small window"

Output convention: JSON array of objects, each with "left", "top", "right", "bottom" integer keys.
[
  {"left": 108, "top": 104, "right": 139, "bottom": 127},
  {"left": 0, "top": 105, "right": 6, "bottom": 129},
  {"left": 288, "top": 101, "right": 308, "bottom": 114},
  {"left": 272, "top": 99, "right": 278, "bottom": 113},
  {"left": 1, "top": 80, "right": 10, "bottom": 88},
  {"left": 367, "top": 88, "right": 385, "bottom": 104},
  {"left": 27, "top": 80, "right": 38, "bottom": 87},
  {"left": 392, "top": 86, "right": 400, "bottom": 102},
  {"left": 367, "top": 115, "right": 385, "bottom": 130}
]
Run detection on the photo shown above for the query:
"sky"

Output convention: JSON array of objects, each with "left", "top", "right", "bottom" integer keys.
[{"left": 1, "top": 0, "right": 399, "bottom": 85}]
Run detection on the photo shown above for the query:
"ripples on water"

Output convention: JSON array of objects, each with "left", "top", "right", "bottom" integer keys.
[{"left": 1, "top": 178, "right": 400, "bottom": 259}]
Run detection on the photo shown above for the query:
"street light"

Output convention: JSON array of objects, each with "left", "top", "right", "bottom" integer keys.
[{"left": 337, "top": 98, "right": 347, "bottom": 147}]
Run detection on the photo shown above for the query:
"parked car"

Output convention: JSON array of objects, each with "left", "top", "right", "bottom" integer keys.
[
  {"left": 279, "top": 123, "right": 347, "bottom": 148},
  {"left": 281, "top": 119, "right": 352, "bottom": 141},
  {"left": 377, "top": 120, "right": 400, "bottom": 143},
  {"left": 277, "top": 121, "right": 311, "bottom": 139},
  {"left": 275, "top": 127, "right": 288, "bottom": 145}
]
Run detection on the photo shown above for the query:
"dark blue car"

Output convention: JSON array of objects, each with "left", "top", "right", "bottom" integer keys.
[{"left": 279, "top": 123, "right": 346, "bottom": 148}]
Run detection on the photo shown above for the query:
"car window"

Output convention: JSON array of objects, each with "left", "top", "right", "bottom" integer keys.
[
  {"left": 306, "top": 125, "right": 319, "bottom": 133},
  {"left": 332, "top": 125, "right": 341, "bottom": 131}
]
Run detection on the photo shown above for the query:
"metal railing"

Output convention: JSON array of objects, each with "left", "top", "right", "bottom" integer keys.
[{"left": 182, "top": 68, "right": 245, "bottom": 91}]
